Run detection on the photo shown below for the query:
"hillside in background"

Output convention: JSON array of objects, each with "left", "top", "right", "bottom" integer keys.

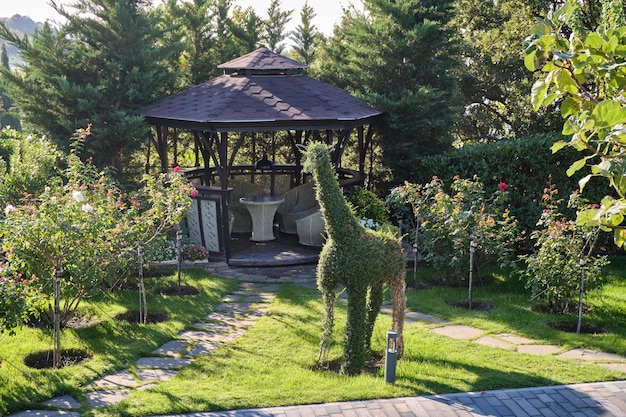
[{"left": 0, "top": 15, "right": 44, "bottom": 67}]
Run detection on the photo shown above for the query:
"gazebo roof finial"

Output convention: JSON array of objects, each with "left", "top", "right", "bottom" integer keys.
[{"left": 218, "top": 47, "right": 307, "bottom": 75}]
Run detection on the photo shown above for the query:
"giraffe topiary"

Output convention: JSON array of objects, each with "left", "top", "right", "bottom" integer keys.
[{"left": 302, "top": 142, "right": 406, "bottom": 376}]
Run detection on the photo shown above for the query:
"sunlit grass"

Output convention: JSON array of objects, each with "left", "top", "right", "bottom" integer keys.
[{"left": 3, "top": 260, "right": 626, "bottom": 417}]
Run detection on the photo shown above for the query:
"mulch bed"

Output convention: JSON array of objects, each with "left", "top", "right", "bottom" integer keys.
[
  {"left": 114, "top": 310, "right": 170, "bottom": 324},
  {"left": 24, "top": 348, "right": 92, "bottom": 369}
]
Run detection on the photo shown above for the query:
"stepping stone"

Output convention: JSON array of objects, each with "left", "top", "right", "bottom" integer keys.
[
  {"left": 432, "top": 325, "right": 485, "bottom": 339},
  {"left": 137, "top": 368, "right": 179, "bottom": 382},
  {"left": 476, "top": 336, "right": 515, "bottom": 349},
  {"left": 178, "top": 330, "right": 222, "bottom": 341},
  {"left": 599, "top": 363, "right": 626, "bottom": 373},
  {"left": 558, "top": 348, "right": 626, "bottom": 361},
  {"left": 43, "top": 395, "right": 81, "bottom": 410},
  {"left": 240, "top": 295, "right": 272, "bottom": 303},
  {"left": 188, "top": 340, "right": 222, "bottom": 357},
  {"left": 136, "top": 357, "right": 192, "bottom": 368},
  {"left": 221, "top": 295, "right": 240, "bottom": 303},
  {"left": 247, "top": 308, "right": 267, "bottom": 318},
  {"left": 495, "top": 333, "right": 537, "bottom": 345},
  {"left": 7, "top": 411, "right": 80, "bottom": 417},
  {"left": 216, "top": 302, "right": 254, "bottom": 314},
  {"left": 153, "top": 340, "right": 188, "bottom": 356},
  {"left": 517, "top": 344, "right": 561, "bottom": 355},
  {"left": 206, "top": 312, "right": 238, "bottom": 321},
  {"left": 404, "top": 311, "right": 448, "bottom": 324},
  {"left": 86, "top": 389, "right": 131, "bottom": 408},
  {"left": 221, "top": 328, "right": 247, "bottom": 342},
  {"left": 235, "top": 319, "right": 258, "bottom": 328},
  {"left": 87, "top": 370, "right": 138, "bottom": 388},
  {"left": 193, "top": 323, "right": 233, "bottom": 333}
]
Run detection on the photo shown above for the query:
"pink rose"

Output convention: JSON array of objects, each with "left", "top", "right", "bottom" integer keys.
[
  {"left": 190, "top": 189, "right": 199, "bottom": 198},
  {"left": 498, "top": 182, "right": 508, "bottom": 191},
  {"left": 173, "top": 166, "right": 181, "bottom": 173}
]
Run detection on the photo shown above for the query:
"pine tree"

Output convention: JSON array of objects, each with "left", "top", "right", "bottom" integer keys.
[
  {"left": 0, "top": 0, "right": 178, "bottom": 175},
  {"left": 264, "top": 0, "right": 292, "bottom": 54},
  {"left": 290, "top": 1, "right": 318, "bottom": 65},
  {"left": 319, "top": 0, "right": 461, "bottom": 183},
  {"left": 0, "top": 43, "right": 20, "bottom": 130}
]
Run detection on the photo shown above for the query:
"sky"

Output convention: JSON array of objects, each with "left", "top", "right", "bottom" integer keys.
[{"left": 1, "top": 0, "right": 362, "bottom": 37}]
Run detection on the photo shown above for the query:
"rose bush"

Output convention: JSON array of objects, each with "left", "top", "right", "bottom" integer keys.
[{"left": 387, "top": 176, "right": 518, "bottom": 284}]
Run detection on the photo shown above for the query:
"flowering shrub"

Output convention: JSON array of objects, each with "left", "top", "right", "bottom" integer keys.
[
  {"left": 387, "top": 176, "right": 518, "bottom": 284},
  {"left": 0, "top": 128, "right": 193, "bottom": 334},
  {"left": 515, "top": 182, "right": 608, "bottom": 313},
  {"left": 181, "top": 244, "right": 209, "bottom": 261}
]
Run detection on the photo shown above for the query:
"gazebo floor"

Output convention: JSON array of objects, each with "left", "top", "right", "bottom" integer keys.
[{"left": 227, "top": 232, "right": 321, "bottom": 267}]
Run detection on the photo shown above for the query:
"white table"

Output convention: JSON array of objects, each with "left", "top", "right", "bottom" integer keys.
[{"left": 240, "top": 196, "right": 284, "bottom": 242}]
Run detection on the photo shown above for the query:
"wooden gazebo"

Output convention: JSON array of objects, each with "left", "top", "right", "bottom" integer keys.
[{"left": 137, "top": 48, "right": 383, "bottom": 264}]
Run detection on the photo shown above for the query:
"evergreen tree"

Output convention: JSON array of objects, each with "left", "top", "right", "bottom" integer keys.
[
  {"left": 0, "top": 43, "right": 20, "bottom": 130},
  {"left": 231, "top": 5, "right": 263, "bottom": 53},
  {"left": 264, "top": 0, "right": 292, "bottom": 54},
  {"left": 319, "top": 0, "right": 461, "bottom": 183},
  {"left": 290, "top": 1, "right": 318, "bottom": 65},
  {"left": 0, "top": 0, "right": 178, "bottom": 175}
]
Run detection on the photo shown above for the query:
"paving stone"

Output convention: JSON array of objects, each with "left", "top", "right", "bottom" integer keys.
[
  {"left": 87, "top": 370, "right": 138, "bottom": 388},
  {"left": 137, "top": 368, "right": 178, "bottom": 383},
  {"left": 216, "top": 303, "right": 254, "bottom": 313},
  {"left": 86, "top": 389, "right": 131, "bottom": 408},
  {"left": 178, "top": 330, "right": 222, "bottom": 341},
  {"left": 206, "top": 312, "right": 238, "bottom": 321},
  {"left": 136, "top": 357, "right": 192, "bottom": 368},
  {"left": 517, "top": 345, "right": 562, "bottom": 355},
  {"left": 153, "top": 340, "right": 189, "bottom": 356},
  {"left": 431, "top": 324, "right": 485, "bottom": 339},
  {"left": 240, "top": 295, "right": 273, "bottom": 303},
  {"left": 404, "top": 311, "right": 448, "bottom": 324},
  {"left": 476, "top": 336, "right": 515, "bottom": 349},
  {"left": 193, "top": 323, "right": 234, "bottom": 333},
  {"left": 599, "top": 363, "right": 626, "bottom": 373},
  {"left": 221, "top": 328, "right": 247, "bottom": 342},
  {"left": 558, "top": 348, "right": 626, "bottom": 361},
  {"left": 7, "top": 411, "right": 81, "bottom": 417},
  {"left": 188, "top": 340, "right": 222, "bottom": 356},
  {"left": 42, "top": 395, "right": 81, "bottom": 410},
  {"left": 496, "top": 334, "right": 537, "bottom": 345}
]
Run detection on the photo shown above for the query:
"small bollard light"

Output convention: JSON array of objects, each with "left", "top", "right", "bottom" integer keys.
[{"left": 385, "top": 330, "right": 398, "bottom": 384}]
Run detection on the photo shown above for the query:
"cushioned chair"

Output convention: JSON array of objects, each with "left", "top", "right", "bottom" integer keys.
[
  {"left": 228, "top": 181, "right": 266, "bottom": 233},
  {"left": 295, "top": 210, "right": 325, "bottom": 247},
  {"left": 277, "top": 182, "right": 320, "bottom": 234}
]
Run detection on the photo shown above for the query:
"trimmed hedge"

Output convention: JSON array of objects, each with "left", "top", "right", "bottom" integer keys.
[{"left": 403, "top": 133, "right": 613, "bottom": 247}]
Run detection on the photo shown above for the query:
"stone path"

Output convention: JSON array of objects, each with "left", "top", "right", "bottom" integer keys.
[
  {"left": 8, "top": 273, "right": 280, "bottom": 417},
  {"left": 8, "top": 261, "right": 626, "bottom": 417}
]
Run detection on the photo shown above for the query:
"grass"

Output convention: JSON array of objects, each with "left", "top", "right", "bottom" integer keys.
[
  {"left": 2, "top": 259, "right": 626, "bottom": 416},
  {"left": 0, "top": 268, "right": 236, "bottom": 416}
]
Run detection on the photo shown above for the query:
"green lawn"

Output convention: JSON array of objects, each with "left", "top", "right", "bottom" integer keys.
[{"left": 1, "top": 260, "right": 626, "bottom": 417}]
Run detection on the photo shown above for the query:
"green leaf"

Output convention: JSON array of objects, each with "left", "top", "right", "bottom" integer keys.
[
  {"left": 576, "top": 208, "right": 599, "bottom": 227},
  {"left": 615, "top": 228, "right": 626, "bottom": 247},
  {"left": 591, "top": 100, "right": 626, "bottom": 128},
  {"left": 566, "top": 157, "right": 587, "bottom": 176},
  {"left": 553, "top": 50, "right": 576, "bottom": 60},
  {"left": 560, "top": 97, "right": 579, "bottom": 118},
  {"left": 531, "top": 75, "right": 553, "bottom": 111},
  {"left": 524, "top": 48, "right": 538, "bottom": 71},
  {"left": 585, "top": 32, "right": 604, "bottom": 49},
  {"left": 578, "top": 174, "right": 592, "bottom": 191},
  {"left": 550, "top": 140, "right": 568, "bottom": 153}
]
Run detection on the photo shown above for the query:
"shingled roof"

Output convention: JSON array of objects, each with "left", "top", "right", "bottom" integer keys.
[{"left": 137, "top": 48, "right": 382, "bottom": 132}]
